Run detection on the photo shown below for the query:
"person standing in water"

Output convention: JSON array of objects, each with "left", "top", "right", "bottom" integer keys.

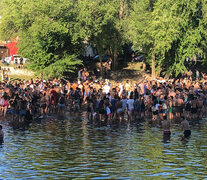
[
  {"left": 162, "top": 116, "right": 171, "bottom": 142},
  {"left": 162, "top": 115, "right": 171, "bottom": 135},
  {"left": 0, "top": 125, "right": 4, "bottom": 143},
  {"left": 180, "top": 116, "right": 191, "bottom": 138}
]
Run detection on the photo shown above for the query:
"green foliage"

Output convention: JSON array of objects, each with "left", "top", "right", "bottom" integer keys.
[
  {"left": 0, "top": 0, "right": 207, "bottom": 78},
  {"left": 40, "top": 55, "right": 82, "bottom": 79},
  {"left": 128, "top": 0, "right": 156, "bottom": 70},
  {"left": 151, "top": 0, "right": 207, "bottom": 76},
  {"left": 129, "top": 0, "right": 207, "bottom": 77},
  {"left": 0, "top": 0, "right": 82, "bottom": 78},
  {"left": 76, "top": 0, "right": 131, "bottom": 71},
  {"left": 76, "top": 0, "right": 118, "bottom": 50},
  {"left": 129, "top": 0, "right": 154, "bottom": 51}
]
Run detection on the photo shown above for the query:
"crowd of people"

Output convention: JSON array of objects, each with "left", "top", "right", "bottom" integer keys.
[{"left": 0, "top": 74, "right": 206, "bottom": 141}]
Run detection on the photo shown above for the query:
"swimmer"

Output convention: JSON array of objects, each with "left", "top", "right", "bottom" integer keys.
[{"left": 180, "top": 116, "right": 191, "bottom": 138}]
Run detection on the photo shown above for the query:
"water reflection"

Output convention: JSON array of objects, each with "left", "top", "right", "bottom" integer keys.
[{"left": 0, "top": 118, "right": 207, "bottom": 179}]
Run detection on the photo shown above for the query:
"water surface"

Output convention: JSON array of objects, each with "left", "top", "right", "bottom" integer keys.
[{"left": 0, "top": 117, "right": 207, "bottom": 179}]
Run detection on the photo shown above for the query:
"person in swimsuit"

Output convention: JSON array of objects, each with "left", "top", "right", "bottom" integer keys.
[
  {"left": 191, "top": 97, "right": 198, "bottom": 120},
  {"left": 175, "top": 95, "right": 184, "bottom": 121},
  {"left": 0, "top": 94, "right": 5, "bottom": 116},
  {"left": 162, "top": 115, "right": 171, "bottom": 135},
  {"left": 168, "top": 97, "right": 173, "bottom": 120},
  {"left": 0, "top": 125, "right": 4, "bottom": 143},
  {"left": 58, "top": 94, "right": 66, "bottom": 114},
  {"left": 127, "top": 94, "right": 134, "bottom": 121},
  {"left": 162, "top": 116, "right": 171, "bottom": 142},
  {"left": 180, "top": 116, "right": 191, "bottom": 138},
  {"left": 40, "top": 92, "right": 47, "bottom": 118},
  {"left": 197, "top": 95, "right": 203, "bottom": 119},
  {"left": 152, "top": 101, "right": 159, "bottom": 123},
  {"left": 3, "top": 93, "right": 9, "bottom": 118},
  {"left": 134, "top": 97, "right": 141, "bottom": 120},
  {"left": 45, "top": 88, "right": 51, "bottom": 115},
  {"left": 185, "top": 100, "right": 191, "bottom": 120},
  {"left": 115, "top": 97, "right": 123, "bottom": 121}
]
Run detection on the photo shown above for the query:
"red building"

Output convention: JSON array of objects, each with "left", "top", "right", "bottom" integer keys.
[
  {"left": 0, "top": 36, "right": 19, "bottom": 59},
  {"left": 4, "top": 41, "right": 18, "bottom": 56}
]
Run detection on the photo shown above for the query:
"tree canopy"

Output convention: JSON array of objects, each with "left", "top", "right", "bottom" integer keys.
[
  {"left": 0, "top": 0, "right": 206, "bottom": 78},
  {"left": 129, "top": 0, "right": 207, "bottom": 77},
  {"left": 0, "top": 0, "right": 82, "bottom": 79}
]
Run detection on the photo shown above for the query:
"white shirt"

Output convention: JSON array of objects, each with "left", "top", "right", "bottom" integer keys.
[
  {"left": 127, "top": 99, "right": 134, "bottom": 110},
  {"left": 103, "top": 85, "right": 110, "bottom": 94},
  {"left": 155, "top": 104, "right": 160, "bottom": 110},
  {"left": 121, "top": 99, "right": 128, "bottom": 109},
  {"left": 106, "top": 107, "right": 111, "bottom": 115}
]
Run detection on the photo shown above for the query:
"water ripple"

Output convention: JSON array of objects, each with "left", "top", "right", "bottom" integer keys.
[{"left": 0, "top": 119, "right": 207, "bottom": 179}]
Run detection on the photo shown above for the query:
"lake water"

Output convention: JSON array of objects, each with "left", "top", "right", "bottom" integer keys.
[{"left": 0, "top": 116, "right": 207, "bottom": 179}]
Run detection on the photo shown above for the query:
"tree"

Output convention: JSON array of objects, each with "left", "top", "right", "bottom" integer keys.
[
  {"left": 1, "top": 0, "right": 206, "bottom": 79},
  {"left": 76, "top": 0, "right": 132, "bottom": 75},
  {"left": 151, "top": 0, "right": 207, "bottom": 77},
  {"left": 129, "top": 0, "right": 207, "bottom": 78},
  {"left": 75, "top": 0, "right": 118, "bottom": 76},
  {"left": 109, "top": 0, "right": 133, "bottom": 70},
  {"left": 0, "top": 0, "right": 82, "bottom": 79},
  {"left": 129, "top": 0, "right": 157, "bottom": 77}
]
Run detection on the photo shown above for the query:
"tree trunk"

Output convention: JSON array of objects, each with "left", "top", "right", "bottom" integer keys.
[
  {"left": 151, "top": 53, "right": 155, "bottom": 78},
  {"left": 142, "top": 62, "right": 146, "bottom": 71},
  {"left": 113, "top": 48, "right": 118, "bottom": 70},
  {"left": 99, "top": 55, "right": 103, "bottom": 77},
  {"left": 119, "top": 0, "right": 124, "bottom": 19},
  {"left": 156, "top": 66, "right": 161, "bottom": 77},
  {"left": 96, "top": 46, "right": 104, "bottom": 77},
  {"left": 164, "top": 72, "right": 170, "bottom": 79}
]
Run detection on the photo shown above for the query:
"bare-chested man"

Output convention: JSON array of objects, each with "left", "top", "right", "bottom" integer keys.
[
  {"left": 180, "top": 116, "right": 191, "bottom": 138},
  {"left": 191, "top": 96, "right": 198, "bottom": 119},
  {"left": 197, "top": 95, "right": 203, "bottom": 119},
  {"left": 162, "top": 115, "right": 171, "bottom": 142},
  {"left": 175, "top": 95, "right": 184, "bottom": 120},
  {"left": 0, "top": 125, "right": 4, "bottom": 143},
  {"left": 115, "top": 97, "right": 123, "bottom": 121},
  {"left": 162, "top": 115, "right": 171, "bottom": 135}
]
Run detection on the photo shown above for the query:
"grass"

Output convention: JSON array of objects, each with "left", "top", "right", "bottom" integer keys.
[
  {"left": 0, "top": 62, "right": 35, "bottom": 81},
  {"left": 124, "top": 62, "right": 143, "bottom": 71},
  {"left": 2, "top": 61, "right": 148, "bottom": 82},
  {"left": 9, "top": 74, "right": 35, "bottom": 81},
  {"left": 109, "top": 62, "right": 150, "bottom": 82}
]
